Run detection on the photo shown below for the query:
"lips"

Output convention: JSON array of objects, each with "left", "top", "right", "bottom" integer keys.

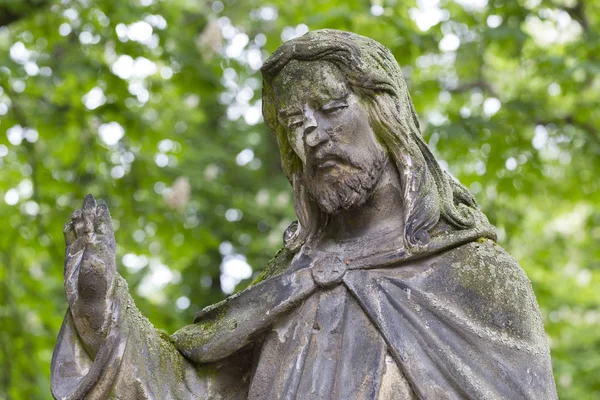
[
  {"left": 314, "top": 155, "right": 340, "bottom": 169},
  {"left": 319, "top": 159, "right": 337, "bottom": 169}
]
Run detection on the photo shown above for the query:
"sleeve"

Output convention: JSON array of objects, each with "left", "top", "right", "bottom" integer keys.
[
  {"left": 172, "top": 264, "right": 317, "bottom": 363},
  {"left": 51, "top": 275, "right": 251, "bottom": 400}
]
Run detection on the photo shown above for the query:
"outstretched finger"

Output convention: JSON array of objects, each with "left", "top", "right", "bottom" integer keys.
[
  {"left": 95, "top": 204, "right": 113, "bottom": 234},
  {"left": 71, "top": 209, "right": 86, "bottom": 238},
  {"left": 95, "top": 204, "right": 116, "bottom": 251},
  {"left": 63, "top": 222, "right": 77, "bottom": 247},
  {"left": 82, "top": 194, "right": 96, "bottom": 240}
]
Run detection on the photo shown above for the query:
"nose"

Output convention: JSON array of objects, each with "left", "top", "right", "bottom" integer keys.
[{"left": 303, "top": 105, "right": 329, "bottom": 147}]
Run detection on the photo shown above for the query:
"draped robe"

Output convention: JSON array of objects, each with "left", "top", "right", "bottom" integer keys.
[{"left": 51, "top": 217, "right": 558, "bottom": 399}]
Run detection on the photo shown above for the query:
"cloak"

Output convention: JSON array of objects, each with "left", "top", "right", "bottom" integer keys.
[{"left": 51, "top": 214, "right": 558, "bottom": 399}]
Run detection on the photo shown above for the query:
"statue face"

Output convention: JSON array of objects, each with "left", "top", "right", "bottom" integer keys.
[{"left": 273, "top": 60, "right": 387, "bottom": 214}]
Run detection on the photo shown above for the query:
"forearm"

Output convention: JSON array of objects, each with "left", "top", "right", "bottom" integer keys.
[
  {"left": 172, "top": 267, "right": 317, "bottom": 363},
  {"left": 54, "top": 195, "right": 251, "bottom": 399},
  {"left": 53, "top": 275, "right": 206, "bottom": 399}
]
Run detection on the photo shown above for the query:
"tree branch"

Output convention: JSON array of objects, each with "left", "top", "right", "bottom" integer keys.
[
  {"left": 0, "top": 0, "right": 52, "bottom": 27},
  {"left": 562, "top": 1, "right": 590, "bottom": 35}
]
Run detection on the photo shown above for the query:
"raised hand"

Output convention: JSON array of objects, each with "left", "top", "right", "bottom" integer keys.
[{"left": 63, "top": 194, "right": 117, "bottom": 355}]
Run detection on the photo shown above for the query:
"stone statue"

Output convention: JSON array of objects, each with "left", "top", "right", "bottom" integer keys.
[{"left": 51, "top": 30, "right": 558, "bottom": 399}]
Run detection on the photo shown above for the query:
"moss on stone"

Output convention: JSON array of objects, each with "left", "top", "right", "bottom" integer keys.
[{"left": 251, "top": 247, "right": 294, "bottom": 285}]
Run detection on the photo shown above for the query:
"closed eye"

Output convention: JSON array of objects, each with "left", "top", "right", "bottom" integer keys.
[
  {"left": 289, "top": 120, "right": 303, "bottom": 130},
  {"left": 322, "top": 104, "right": 348, "bottom": 114},
  {"left": 321, "top": 98, "right": 349, "bottom": 114}
]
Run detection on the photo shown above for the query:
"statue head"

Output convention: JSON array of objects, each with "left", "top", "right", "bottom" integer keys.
[
  {"left": 268, "top": 58, "right": 389, "bottom": 218},
  {"left": 261, "top": 29, "right": 478, "bottom": 253}
]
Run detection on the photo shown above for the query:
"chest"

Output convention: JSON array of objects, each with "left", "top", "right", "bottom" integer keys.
[{"left": 248, "top": 285, "right": 414, "bottom": 400}]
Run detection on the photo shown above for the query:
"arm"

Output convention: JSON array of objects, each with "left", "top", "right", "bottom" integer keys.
[
  {"left": 52, "top": 195, "right": 250, "bottom": 399},
  {"left": 172, "top": 266, "right": 317, "bottom": 363},
  {"left": 172, "top": 248, "right": 359, "bottom": 363}
]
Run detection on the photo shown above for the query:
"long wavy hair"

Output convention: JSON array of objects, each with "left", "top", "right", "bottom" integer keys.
[{"left": 261, "top": 29, "right": 477, "bottom": 254}]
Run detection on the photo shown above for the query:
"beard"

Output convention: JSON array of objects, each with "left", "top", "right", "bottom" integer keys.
[{"left": 305, "top": 149, "right": 387, "bottom": 215}]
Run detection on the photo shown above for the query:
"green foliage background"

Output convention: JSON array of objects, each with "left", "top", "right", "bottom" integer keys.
[{"left": 0, "top": 0, "right": 598, "bottom": 398}]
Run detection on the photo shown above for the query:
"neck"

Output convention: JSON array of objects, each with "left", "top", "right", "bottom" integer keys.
[{"left": 318, "top": 160, "right": 405, "bottom": 247}]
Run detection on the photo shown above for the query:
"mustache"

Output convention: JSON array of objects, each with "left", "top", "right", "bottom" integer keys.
[{"left": 307, "top": 150, "right": 358, "bottom": 173}]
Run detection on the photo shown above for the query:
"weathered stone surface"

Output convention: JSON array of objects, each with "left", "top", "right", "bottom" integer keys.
[{"left": 51, "top": 29, "right": 557, "bottom": 399}]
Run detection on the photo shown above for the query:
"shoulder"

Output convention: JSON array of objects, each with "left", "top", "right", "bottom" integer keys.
[
  {"left": 440, "top": 238, "right": 526, "bottom": 280},
  {"left": 250, "top": 247, "right": 295, "bottom": 285},
  {"left": 429, "top": 238, "right": 546, "bottom": 340},
  {"left": 439, "top": 238, "right": 531, "bottom": 298}
]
